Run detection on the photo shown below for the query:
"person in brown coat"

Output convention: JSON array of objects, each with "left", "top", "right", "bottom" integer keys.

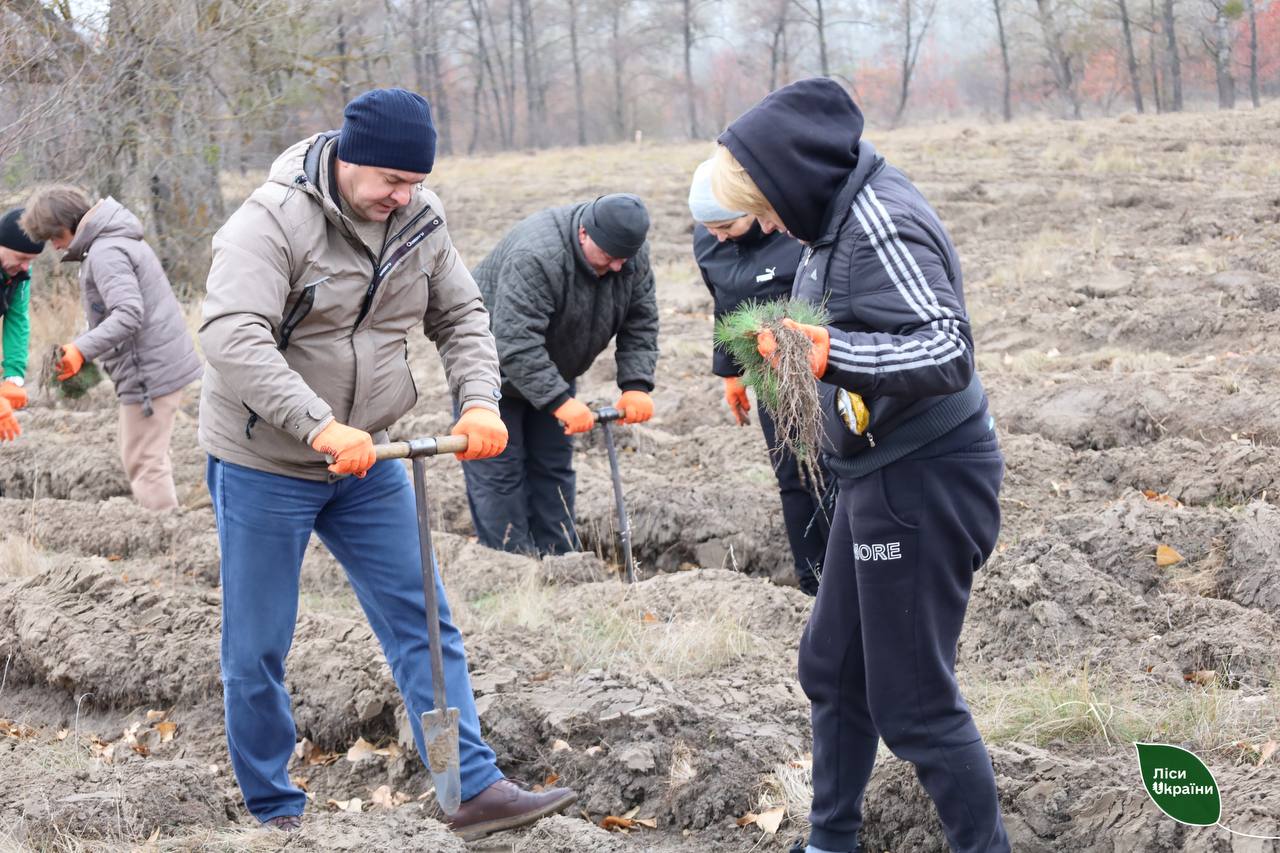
[{"left": 21, "top": 187, "right": 202, "bottom": 510}]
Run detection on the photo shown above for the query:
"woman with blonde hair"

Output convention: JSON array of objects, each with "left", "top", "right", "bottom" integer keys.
[{"left": 712, "top": 78, "right": 1008, "bottom": 853}]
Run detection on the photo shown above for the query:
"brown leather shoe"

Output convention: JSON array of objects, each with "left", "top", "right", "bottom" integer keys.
[
  {"left": 261, "top": 814, "right": 302, "bottom": 832},
  {"left": 447, "top": 778, "right": 578, "bottom": 841}
]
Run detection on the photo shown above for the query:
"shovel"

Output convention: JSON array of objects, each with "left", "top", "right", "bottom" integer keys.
[
  {"left": 592, "top": 407, "right": 636, "bottom": 584},
  {"left": 375, "top": 435, "right": 468, "bottom": 815}
]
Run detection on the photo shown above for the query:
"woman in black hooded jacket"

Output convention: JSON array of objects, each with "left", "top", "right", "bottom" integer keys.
[{"left": 711, "top": 78, "right": 1009, "bottom": 853}]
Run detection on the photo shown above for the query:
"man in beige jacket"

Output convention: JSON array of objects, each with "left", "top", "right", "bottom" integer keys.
[{"left": 199, "top": 87, "right": 575, "bottom": 839}]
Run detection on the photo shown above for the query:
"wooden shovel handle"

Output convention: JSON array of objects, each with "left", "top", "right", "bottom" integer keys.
[{"left": 374, "top": 434, "right": 469, "bottom": 460}]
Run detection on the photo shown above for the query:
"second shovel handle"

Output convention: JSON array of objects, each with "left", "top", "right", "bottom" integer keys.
[{"left": 375, "top": 434, "right": 469, "bottom": 460}]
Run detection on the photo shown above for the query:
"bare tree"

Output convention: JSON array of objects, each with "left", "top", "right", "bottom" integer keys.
[
  {"left": 1163, "top": 0, "right": 1183, "bottom": 110},
  {"left": 1246, "top": 0, "right": 1261, "bottom": 106},
  {"left": 1145, "top": 0, "right": 1164, "bottom": 110},
  {"left": 890, "top": 0, "right": 939, "bottom": 124},
  {"left": 1115, "top": 0, "right": 1146, "bottom": 112},
  {"left": 682, "top": 0, "right": 701, "bottom": 138},
  {"left": 992, "top": 0, "right": 1013, "bottom": 121},
  {"left": 767, "top": 0, "right": 792, "bottom": 89},
  {"left": 567, "top": 0, "right": 587, "bottom": 144},
  {"left": 1035, "top": 0, "right": 1083, "bottom": 118},
  {"left": 1202, "top": 0, "right": 1239, "bottom": 109},
  {"left": 792, "top": 0, "right": 830, "bottom": 76}
]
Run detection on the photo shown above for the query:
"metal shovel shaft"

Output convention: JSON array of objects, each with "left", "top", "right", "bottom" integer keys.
[
  {"left": 594, "top": 409, "right": 636, "bottom": 584},
  {"left": 410, "top": 454, "right": 463, "bottom": 815}
]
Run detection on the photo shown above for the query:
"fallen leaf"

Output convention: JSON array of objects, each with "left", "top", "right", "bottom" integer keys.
[
  {"left": 326, "top": 797, "right": 364, "bottom": 813},
  {"left": 290, "top": 775, "right": 309, "bottom": 792},
  {"left": 346, "top": 736, "right": 377, "bottom": 763},
  {"left": 145, "top": 710, "right": 167, "bottom": 723},
  {"left": 551, "top": 739, "right": 572, "bottom": 753},
  {"left": 372, "top": 741, "right": 402, "bottom": 759},
  {"left": 600, "top": 816, "right": 635, "bottom": 832},
  {"left": 296, "top": 738, "right": 340, "bottom": 767},
  {"left": 529, "top": 671, "right": 553, "bottom": 682},
  {"left": 641, "top": 611, "right": 658, "bottom": 623},
  {"left": 756, "top": 805, "right": 786, "bottom": 834},
  {"left": 146, "top": 827, "right": 160, "bottom": 842},
  {"left": 1184, "top": 670, "right": 1217, "bottom": 686},
  {"left": 544, "top": 773, "right": 560, "bottom": 786},
  {"left": 622, "top": 806, "right": 640, "bottom": 820},
  {"left": 370, "top": 785, "right": 395, "bottom": 809},
  {"left": 736, "top": 812, "right": 758, "bottom": 828},
  {"left": 156, "top": 721, "right": 177, "bottom": 743},
  {"left": 108, "top": 555, "right": 122, "bottom": 562},
  {"left": 1257, "top": 740, "right": 1278, "bottom": 768},
  {"left": 56, "top": 728, "right": 69, "bottom": 741},
  {"left": 1142, "top": 490, "right": 1182, "bottom": 508},
  {"left": 1156, "top": 544, "right": 1184, "bottom": 567},
  {"left": 585, "top": 746, "right": 604, "bottom": 757},
  {"left": 393, "top": 791, "right": 412, "bottom": 806},
  {"left": 635, "top": 817, "right": 657, "bottom": 828}
]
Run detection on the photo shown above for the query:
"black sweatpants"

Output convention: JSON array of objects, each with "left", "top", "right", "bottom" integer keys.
[
  {"left": 799, "top": 430, "right": 1009, "bottom": 853},
  {"left": 460, "top": 393, "right": 580, "bottom": 556},
  {"left": 759, "top": 405, "right": 831, "bottom": 594}
]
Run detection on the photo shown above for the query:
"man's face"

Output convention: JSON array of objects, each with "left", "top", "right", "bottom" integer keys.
[
  {"left": 578, "top": 226, "right": 627, "bottom": 276},
  {"left": 335, "top": 161, "right": 428, "bottom": 222},
  {"left": 704, "top": 215, "right": 756, "bottom": 243},
  {"left": 0, "top": 246, "right": 39, "bottom": 277},
  {"left": 50, "top": 228, "right": 73, "bottom": 252}
]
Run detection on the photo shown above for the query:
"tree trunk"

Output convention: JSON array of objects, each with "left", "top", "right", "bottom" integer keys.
[
  {"left": 993, "top": 0, "right": 1012, "bottom": 121},
  {"left": 519, "top": 0, "right": 542, "bottom": 147},
  {"left": 1247, "top": 0, "right": 1260, "bottom": 107},
  {"left": 611, "top": 2, "right": 626, "bottom": 140},
  {"left": 568, "top": 0, "right": 587, "bottom": 144},
  {"left": 1212, "top": 8, "right": 1236, "bottom": 109},
  {"left": 1163, "top": 0, "right": 1182, "bottom": 111},
  {"left": 682, "top": 0, "right": 699, "bottom": 138},
  {"left": 893, "top": 0, "right": 938, "bottom": 124},
  {"left": 815, "top": 0, "right": 830, "bottom": 76},
  {"left": 336, "top": 8, "right": 351, "bottom": 105},
  {"left": 1117, "top": 0, "right": 1145, "bottom": 112},
  {"left": 1148, "top": 0, "right": 1163, "bottom": 112},
  {"left": 1035, "top": 0, "right": 1082, "bottom": 119}
]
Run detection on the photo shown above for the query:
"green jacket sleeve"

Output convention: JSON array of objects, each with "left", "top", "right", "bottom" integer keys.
[{"left": 2, "top": 277, "right": 31, "bottom": 380}]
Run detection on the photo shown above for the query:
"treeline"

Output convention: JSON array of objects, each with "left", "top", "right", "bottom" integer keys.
[{"left": 0, "top": 0, "right": 1275, "bottom": 285}]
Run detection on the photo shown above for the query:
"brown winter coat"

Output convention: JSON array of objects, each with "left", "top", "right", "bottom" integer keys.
[
  {"left": 62, "top": 197, "right": 202, "bottom": 408},
  {"left": 198, "top": 132, "right": 502, "bottom": 480}
]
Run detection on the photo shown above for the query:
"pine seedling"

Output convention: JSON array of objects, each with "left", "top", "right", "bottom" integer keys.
[{"left": 714, "top": 299, "right": 829, "bottom": 486}]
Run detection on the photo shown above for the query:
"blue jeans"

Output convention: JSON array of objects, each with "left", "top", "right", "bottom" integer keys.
[{"left": 207, "top": 456, "right": 503, "bottom": 822}]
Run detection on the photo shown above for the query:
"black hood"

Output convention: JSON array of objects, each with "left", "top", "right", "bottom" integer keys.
[{"left": 718, "top": 77, "right": 863, "bottom": 244}]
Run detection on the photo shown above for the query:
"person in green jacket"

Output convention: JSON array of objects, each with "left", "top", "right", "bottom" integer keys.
[{"left": 0, "top": 207, "right": 43, "bottom": 442}]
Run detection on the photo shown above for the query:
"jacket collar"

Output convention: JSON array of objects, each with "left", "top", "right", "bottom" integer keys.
[{"left": 809, "top": 140, "right": 883, "bottom": 249}]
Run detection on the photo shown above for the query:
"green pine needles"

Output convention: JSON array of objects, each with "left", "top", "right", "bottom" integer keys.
[{"left": 714, "top": 298, "right": 829, "bottom": 487}]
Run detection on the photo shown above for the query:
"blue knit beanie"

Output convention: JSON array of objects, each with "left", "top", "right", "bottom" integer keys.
[{"left": 337, "top": 88, "right": 437, "bottom": 174}]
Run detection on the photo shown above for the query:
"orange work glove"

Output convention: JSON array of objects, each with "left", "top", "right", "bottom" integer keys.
[
  {"left": 0, "top": 397, "right": 19, "bottom": 442},
  {"left": 451, "top": 407, "right": 508, "bottom": 461},
  {"left": 56, "top": 343, "right": 85, "bottom": 382},
  {"left": 553, "top": 397, "right": 595, "bottom": 435},
  {"left": 723, "top": 377, "right": 750, "bottom": 426},
  {"left": 756, "top": 319, "right": 829, "bottom": 379},
  {"left": 615, "top": 390, "right": 654, "bottom": 425},
  {"left": 311, "top": 420, "right": 376, "bottom": 477},
  {"left": 0, "top": 381, "right": 27, "bottom": 410}
]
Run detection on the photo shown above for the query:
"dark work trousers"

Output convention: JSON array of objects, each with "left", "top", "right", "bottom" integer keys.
[
  {"left": 799, "top": 432, "right": 1009, "bottom": 853},
  {"left": 461, "top": 393, "right": 580, "bottom": 557},
  {"left": 759, "top": 404, "right": 831, "bottom": 595}
]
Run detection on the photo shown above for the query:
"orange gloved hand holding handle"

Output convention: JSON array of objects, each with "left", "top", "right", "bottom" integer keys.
[
  {"left": 614, "top": 389, "right": 654, "bottom": 425},
  {"left": 553, "top": 397, "right": 595, "bottom": 435},
  {"left": 311, "top": 420, "right": 376, "bottom": 477},
  {"left": 723, "top": 377, "right": 750, "bottom": 426},
  {"left": 451, "top": 407, "right": 509, "bottom": 460}
]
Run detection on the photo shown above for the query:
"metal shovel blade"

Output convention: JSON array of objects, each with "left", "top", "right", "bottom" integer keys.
[{"left": 422, "top": 706, "right": 462, "bottom": 814}]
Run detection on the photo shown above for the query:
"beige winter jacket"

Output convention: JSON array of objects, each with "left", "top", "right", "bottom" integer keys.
[
  {"left": 198, "top": 132, "right": 502, "bottom": 480},
  {"left": 63, "top": 197, "right": 202, "bottom": 408}
]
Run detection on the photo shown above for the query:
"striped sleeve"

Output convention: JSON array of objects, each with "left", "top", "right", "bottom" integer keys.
[{"left": 820, "top": 185, "right": 974, "bottom": 398}]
